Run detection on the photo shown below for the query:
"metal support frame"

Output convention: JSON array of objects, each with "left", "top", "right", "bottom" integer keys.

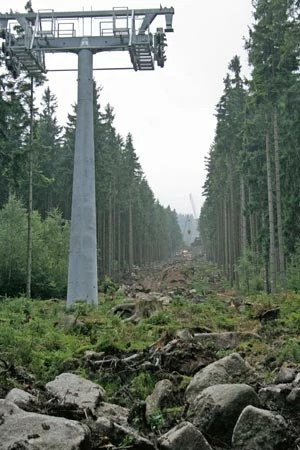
[
  {"left": 0, "top": 6, "right": 174, "bottom": 308},
  {"left": 0, "top": 8, "right": 174, "bottom": 21},
  {"left": 0, "top": 7, "right": 174, "bottom": 72}
]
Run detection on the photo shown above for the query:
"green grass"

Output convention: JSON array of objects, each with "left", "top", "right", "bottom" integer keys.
[{"left": 1, "top": 270, "right": 300, "bottom": 391}]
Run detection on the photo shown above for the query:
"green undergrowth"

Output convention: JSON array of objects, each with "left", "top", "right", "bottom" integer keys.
[{"left": 0, "top": 275, "right": 300, "bottom": 393}]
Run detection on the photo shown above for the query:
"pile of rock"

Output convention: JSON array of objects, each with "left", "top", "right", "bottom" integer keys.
[{"left": 1, "top": 350, "right": 298, "bottom": 450}]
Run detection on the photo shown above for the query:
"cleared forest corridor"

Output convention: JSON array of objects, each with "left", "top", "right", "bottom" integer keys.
[
  {"left": 0, "top": 257, "right": 300, "bottom": 449},
  {"left": 1, "top": 1, "right": 300, "bottom": 448}
]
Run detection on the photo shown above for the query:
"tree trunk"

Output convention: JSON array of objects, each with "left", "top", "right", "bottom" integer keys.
[
  {"left": 265, "top": 124, "right": 276, "bottom": 294},
  {"left": 218, "top": 201, "right": 225, "bottom": 269},
  {"left": 97, "top": 212, "right": 101, "bottom": 279},
  {"left": 102, "top": 211, "right": 106, "bottom": 275},
  {"left": 273, "top": 106, "right": 286, "bottom": 290},
  {"left": 117, "top": 208, "right": 121, "bottom": 281},
  {"left": 112, "top": 191, "right": 116, "bottom": 277},
  {"left": 224, "top": 200, "right": 229, "bottom": 280},
  {"left": 240, "top": 175, "right": 247, "bottom": 255},
  {"left": 248, "top": 185, "right": 256, "bottom": 254},
  {"left": 121, "top": 215, "right": 126, "bottom": 270},
  {"left": 228, "top": 157, "right": 236, "bottom": 285},
  {"left": 108, "top": 192, "right": 113, "bottom": 276},
  {"left": 128, "top": 199, "right": 133, "bottom": 270}
]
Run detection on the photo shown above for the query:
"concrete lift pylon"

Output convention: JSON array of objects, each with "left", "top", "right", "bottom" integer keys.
[{"left": 0, "top": 6, "right": 174, "bottom": 308}]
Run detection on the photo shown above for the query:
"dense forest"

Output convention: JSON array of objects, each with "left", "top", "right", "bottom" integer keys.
[
  {"left": 199, "top": 0, "right": 300, "bottom": 293},
  {"left": 0, "top": 74, "right": 182, "bottom": 298}
]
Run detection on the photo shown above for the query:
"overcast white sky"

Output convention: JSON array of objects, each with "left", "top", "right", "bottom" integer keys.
[{"left": 4, "top": 0, "right": 253, "bottom": 215}]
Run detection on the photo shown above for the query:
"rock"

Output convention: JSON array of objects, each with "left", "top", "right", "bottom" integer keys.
[
  {"left": 232, "top": 405, "right": 290, "bottom": 450},
  {"left": 94, "top": 418, "right": 156, "bottom": 450},
  {"left": 190, "top": 294, "right": 206, "bottom": 304},
  {"left": 113, "top": 422, "right": 156, "bottom": 450},
  {"left": 294, "top": 372, "right": 300, "bottom": 385},
  {"left": 186, "top": 383, "right": 260, "bottom": 444},
  {"left": 158, "top": 421, "right": 213, "bottom": 450},
  {"left": 259, "top": 384, "right": 292, "bottom": 410},
  {"left": 0, "top": 399, "right": 90, "bottom": 450},
  {"left": 194, "top": 331, "right": 261, "bottom": 350},
  {"left": 146, "top": 380, "right": 173, "bottom": 423},
  {"left": 275, "top": 366, "right": 296, "bottom": 384},
  {"left": 4, "top": 442, "right": 39, "bottom": 450},
  {"left": 189, "top": 289, "right": 197, "bottom": 295},
  {"left": 95, "top": 401, "right": 129, "bottom": 425},
  {"left": 46, "top": 373, "right": 105, "bottom": 412},
  {"left": 159, "top": 295, "right": 172, "bottom": 306},
  {"left": 93, "top": 416, "right": 112, "bottom": 435},
  {"left": 83, "top": 350, "right": 105, "bottom": 361},
  {"left": 5, "top": 389, "right": 36, "bottom": 410},
  {"left": 185, "top": 352, "right": 248, "bottom": 402},
  {"left": 287, "top": 387, "right": 300, "bottom": 409},
  {"left": 174, "top": 329, "right": 195, "bottom": 342}
]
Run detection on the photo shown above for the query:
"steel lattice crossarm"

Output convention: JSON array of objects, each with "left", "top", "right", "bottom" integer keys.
[{"left": 0, "top": 6, "right": 174, "bottom": 76}]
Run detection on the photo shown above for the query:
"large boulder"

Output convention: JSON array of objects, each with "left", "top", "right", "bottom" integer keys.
[
  {"left": 146, "top": 379, "right": 173, "bottom": 423},
  {"left": 294, "top": 372, "right": 300, "bottom": 384},
  {"left": 232, "top": 405, "right": 290, "bottom": 450},
  {"left": 95, "top": 401, "right": 129, "bottom": 425},
  {"left": 275, "top": 366, "right": 297, "bottom": 384},
  {"left": 185, "top": 352, "right": 248, "bottom": 402},
  {"left": 45, "top": 372, "right": 105, "bottom": 412},
  {"left": 0, "top": 399, "right": 90, "bottom": 450},
  {"left": 259, "top": 384, "right": 292, "bottom": 411},
  {"left": 186, "top": 383, "right": 259, "bottom": 444},
  {"left": 5, "top": 388, "right": 36, "bottom": 410},
  {"left": 94, "top": 417, "right": 156, "bottom": 450},
  {"left": 194, "top": 331, "right": 261, "bottom": 350},
  {"left": 287, "top": 387, "right": 300, "bottom": 410},
  {"left": 158, "top": 421, "right": 213, "bottom": 450}
]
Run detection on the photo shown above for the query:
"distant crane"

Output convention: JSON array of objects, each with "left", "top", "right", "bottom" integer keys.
[
  {"left": 189, "top": 193, "right": 198, "bottom": 220},
  {"left": 183, "top": 215, "right": 192, "bottom": 240},
  {"left": 189, "top": 193, "right": 201, "bottom": 249},
  {"left": 181, "top": 194, "right": 199, "bottom": 245}
]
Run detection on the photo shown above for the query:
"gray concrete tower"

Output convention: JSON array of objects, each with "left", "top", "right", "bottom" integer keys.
[{"left": 67, "top": 48, "right": 98, "bottom": 308}]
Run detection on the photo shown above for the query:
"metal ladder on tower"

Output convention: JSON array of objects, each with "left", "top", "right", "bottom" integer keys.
[
  {"left": 128, "top": 9, "right": 154, "bottom": 71},
  {"left": 129, "top": 34, "right": 154, "bottom": 71},
  {"left": 11, "top": 11, "right": 46, "bottom": 74},
  {"left": 10, "top": 46, "right": 44, "bottom": 74}
]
